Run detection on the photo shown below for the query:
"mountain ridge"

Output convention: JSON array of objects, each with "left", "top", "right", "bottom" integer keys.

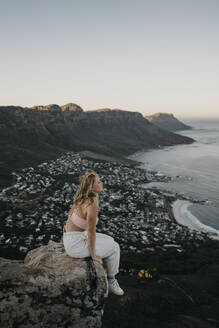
[{"left": 0, "top": 104, "right": 194, "bottom": 189}]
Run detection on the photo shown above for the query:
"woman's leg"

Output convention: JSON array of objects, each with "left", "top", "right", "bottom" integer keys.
[
  {"left": 94, "top": 234, "right": 124, "bottom": 295},
  {"left": 95, "top": 233, "right": 120, "bottom": 278}
]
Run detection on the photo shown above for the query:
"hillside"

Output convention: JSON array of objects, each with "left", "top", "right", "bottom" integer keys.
[{"left": 0, "top": 104, "right": 194, "bottom": 189}]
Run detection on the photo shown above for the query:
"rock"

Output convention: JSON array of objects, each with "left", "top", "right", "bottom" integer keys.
[
  {"left": 32, "top": 104, "right": 62, "bottom": 111},
  {"left": 0, "top": 241, "right": 108, "bottom": 328},
  {"left": 168, "top": 314, "right": 214, "bottom": 328}
]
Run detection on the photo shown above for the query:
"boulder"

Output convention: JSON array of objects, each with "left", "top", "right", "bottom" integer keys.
[{"left": 0, "top": 241, "right": 108, "bottom": 328}]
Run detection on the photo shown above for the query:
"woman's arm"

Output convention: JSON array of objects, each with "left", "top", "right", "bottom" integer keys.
[{"left": 86, "top": 200, "right": 99, "bottom": 258}]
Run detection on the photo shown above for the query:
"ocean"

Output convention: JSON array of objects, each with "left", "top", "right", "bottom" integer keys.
[{"left": 126, "top": 118, "right": 219, "bottom": 232}]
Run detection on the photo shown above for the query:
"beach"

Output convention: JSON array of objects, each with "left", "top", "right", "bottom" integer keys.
[{"left": 171, "top": 199, "right": 219, "bottom": 241}]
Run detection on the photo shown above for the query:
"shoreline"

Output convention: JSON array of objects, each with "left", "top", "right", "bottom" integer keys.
[
  {"left": 127, "top": 149, "right": 219, "bottom": 242},
  {"left": 171, "top": 199, "right": 219, "bottom": 241},
  {"left": 79, "top": 150, "right": 219, "bottom": 243}
]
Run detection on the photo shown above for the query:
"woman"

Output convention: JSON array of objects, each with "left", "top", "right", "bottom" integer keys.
[{"left": 63, "top": 170, "right": 124, "bottom": 296}]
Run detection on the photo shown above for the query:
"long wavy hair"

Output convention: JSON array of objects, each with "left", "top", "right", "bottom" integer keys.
[{"left": 68, "top": 170, "right": 98, "bottom": 219}]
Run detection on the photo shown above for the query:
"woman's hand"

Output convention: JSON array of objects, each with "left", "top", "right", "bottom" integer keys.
[{"left": 92, "top": 255, "right": 103, "bottom": 265}]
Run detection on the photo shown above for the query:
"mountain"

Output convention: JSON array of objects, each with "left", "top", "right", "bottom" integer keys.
[
  {"left": 144, "top": 112, "right": 192, "bottom": 131},
  {"left": 0, "top": 104, "right": 194, "bottom": 189}
]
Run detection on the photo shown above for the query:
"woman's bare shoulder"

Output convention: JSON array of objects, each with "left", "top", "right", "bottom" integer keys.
[{"left": 84, "top": 197, "right": 98, "bottom": 212}]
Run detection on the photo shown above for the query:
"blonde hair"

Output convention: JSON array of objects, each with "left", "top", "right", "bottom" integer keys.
[{"left": 68, "top": 170, "right": 98, "bottom": 219}]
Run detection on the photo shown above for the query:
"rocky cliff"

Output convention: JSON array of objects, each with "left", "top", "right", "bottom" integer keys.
[
  {"left": 0, "top": 241, "right": 108, "bottom": 328},
  {"left": 0, "top": 104, "right": 194, "bottom": 189},
  {"left": 144, "top": 112, "right": 192, "bottom": 131}
]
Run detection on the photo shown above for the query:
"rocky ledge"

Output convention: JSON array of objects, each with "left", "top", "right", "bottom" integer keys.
[{"left": 0, "top": 241, "right": 108, "bottom": 328}]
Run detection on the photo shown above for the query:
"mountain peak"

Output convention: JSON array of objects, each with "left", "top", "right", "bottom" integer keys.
[{"left": 61, "top": 103, "right": 84, "bottom": 112}]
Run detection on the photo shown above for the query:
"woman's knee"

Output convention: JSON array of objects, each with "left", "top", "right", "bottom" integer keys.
[{"left": 114, "top": 241, "right": 120, "bottom": 251}]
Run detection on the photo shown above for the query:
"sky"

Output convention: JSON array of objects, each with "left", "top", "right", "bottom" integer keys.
[{"left": 0, "top": 0, "right": 219, "bottom": 119}]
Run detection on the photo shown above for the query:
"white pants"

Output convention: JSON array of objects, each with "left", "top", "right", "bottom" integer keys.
[{"left": 63, "top": 229, "right": 120, "bottom": 278}]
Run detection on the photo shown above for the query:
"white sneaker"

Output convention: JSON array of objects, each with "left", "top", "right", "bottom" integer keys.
[{"left": 108, "top": 279, "right": 124, "bottom": 296}]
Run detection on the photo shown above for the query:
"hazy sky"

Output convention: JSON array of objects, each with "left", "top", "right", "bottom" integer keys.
[{"left": 0, "top": 0, "right": 219, "bottom": 118}]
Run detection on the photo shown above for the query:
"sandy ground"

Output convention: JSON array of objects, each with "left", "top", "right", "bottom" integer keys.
[{"left": 171, "top": 199, "right": 219, "bottom": 241}]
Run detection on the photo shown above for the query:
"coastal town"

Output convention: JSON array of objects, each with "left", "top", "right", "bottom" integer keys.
[{"left": 0, "top": 151, "right": 213, "bottom": 272}]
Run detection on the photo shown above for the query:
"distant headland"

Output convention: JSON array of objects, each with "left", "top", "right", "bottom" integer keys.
[{"left": 144, "top": 112, "right": 192, "bottom": 131}]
